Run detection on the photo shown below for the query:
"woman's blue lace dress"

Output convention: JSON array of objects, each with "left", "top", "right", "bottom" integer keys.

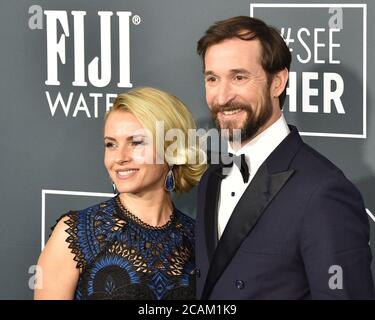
[{"left": 55, "top": 196, "right": 195, "bottom": 300}]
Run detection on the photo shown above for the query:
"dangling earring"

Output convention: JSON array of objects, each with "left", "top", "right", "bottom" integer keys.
[
  {"left": 164, "top": 165, "right": 175, "bottom": 192},
  {"left": 112, "top": 181, "right": 119, "bottom": 194}
]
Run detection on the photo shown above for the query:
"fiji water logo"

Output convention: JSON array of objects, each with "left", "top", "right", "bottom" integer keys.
[{"left": 28, "top": 5, "right": 142, "bottom": 118}]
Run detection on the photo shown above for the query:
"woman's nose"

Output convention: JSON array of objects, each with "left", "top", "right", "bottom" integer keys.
[{"left": 115, "top": 145, "right": 132, "bottom": 164}]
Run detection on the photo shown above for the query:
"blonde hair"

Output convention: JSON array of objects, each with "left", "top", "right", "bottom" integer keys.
[{"left": 105, "top": 87, "right": 207, "bottom": 193}]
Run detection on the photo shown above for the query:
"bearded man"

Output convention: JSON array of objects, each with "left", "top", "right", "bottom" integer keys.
[{"left": 195, "top": 16, "right": 374, "bottom": 300}]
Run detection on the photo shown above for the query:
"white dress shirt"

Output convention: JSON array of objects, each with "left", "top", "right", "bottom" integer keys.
[{"left": 217, "top": 114, "right": 291, "bottom": 238}]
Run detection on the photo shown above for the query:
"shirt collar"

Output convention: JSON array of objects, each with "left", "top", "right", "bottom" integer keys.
[{"left": 227, "top": 113, "right": 290, "bottom": 175}]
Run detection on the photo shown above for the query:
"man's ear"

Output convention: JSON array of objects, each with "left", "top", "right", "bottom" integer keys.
[{"left": 271, "top": 68, "right": 289, "bottom": 98}]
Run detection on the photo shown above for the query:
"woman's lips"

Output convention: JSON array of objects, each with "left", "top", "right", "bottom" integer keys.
[{"left": 116, "top": 169, "right": 139, "bottom": 180}]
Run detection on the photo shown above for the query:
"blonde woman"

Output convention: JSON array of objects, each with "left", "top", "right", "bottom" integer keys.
[{"left": 35, "top": 87, "right": 206, "bottom": 300}]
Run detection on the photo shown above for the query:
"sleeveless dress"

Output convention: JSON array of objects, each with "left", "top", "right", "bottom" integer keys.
[{"left": 54, "top": 196, "right": 196, "bottom": 300}]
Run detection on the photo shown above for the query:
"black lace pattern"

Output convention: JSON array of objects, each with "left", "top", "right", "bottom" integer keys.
[{"left": 55, "top": 196, "right": 196, "bottom": 300}]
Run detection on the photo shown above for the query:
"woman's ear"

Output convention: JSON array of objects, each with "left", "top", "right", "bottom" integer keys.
[{"left": 271, "top": 68, "right": 289, "bottom": 99}]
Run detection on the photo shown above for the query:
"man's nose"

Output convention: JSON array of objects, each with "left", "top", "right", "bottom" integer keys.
[{"left": 216, "top": 81, "right": 235, "bottom": 106}]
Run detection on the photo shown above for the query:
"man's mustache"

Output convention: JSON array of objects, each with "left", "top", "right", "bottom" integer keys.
[{"left": 211, "top": 102, "right": 251, "bottom": 115}]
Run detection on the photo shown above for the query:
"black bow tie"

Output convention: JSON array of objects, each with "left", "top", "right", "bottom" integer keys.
[{"left": 220, "top": 153, "right": 250, "bottom": 183}]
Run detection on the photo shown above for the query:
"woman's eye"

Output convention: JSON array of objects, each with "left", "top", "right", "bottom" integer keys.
[{"left": 132, "top": 140, "right": 145, "bottom": 146}]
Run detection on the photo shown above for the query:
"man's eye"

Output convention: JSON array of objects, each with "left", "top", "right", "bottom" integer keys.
[
  {"left": 205, "top": 76, "right": 216, "bottom": 82},
  {"left": 105, "top": 142, "right": 115, "bottom": 148},
  {"left": 235, "top": 75, "right": 246, "bottom": 81}
]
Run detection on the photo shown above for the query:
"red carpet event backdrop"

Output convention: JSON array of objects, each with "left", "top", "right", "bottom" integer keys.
[{"left": 0, "top": 0, "right": 374, "bottom": 299}]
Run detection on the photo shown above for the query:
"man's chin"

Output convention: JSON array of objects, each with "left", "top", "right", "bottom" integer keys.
[
  {"left": 218, "top": 120, "right": 245, "bottom": 135},
  {"left": 218, "top": 122, "right": 261, "bottom": 144}
]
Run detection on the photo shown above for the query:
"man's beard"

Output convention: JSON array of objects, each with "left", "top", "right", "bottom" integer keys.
[{"left": 211, "top": 95, "right": 273, "bottom": 143}]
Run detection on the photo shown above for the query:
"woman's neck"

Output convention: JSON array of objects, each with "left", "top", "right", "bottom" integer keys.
[{"left": 118, "top": 189, "right": 173, "bottom": 227}]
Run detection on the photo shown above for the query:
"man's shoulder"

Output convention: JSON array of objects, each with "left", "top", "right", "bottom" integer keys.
[
  {"left": 296, "top": 143, "right": 341, "bottom": 173},
  {"left": 292, "top": 142, "right": 357, "bottom": 190}
]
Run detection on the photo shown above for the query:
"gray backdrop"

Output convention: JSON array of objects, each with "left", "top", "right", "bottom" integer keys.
[{"left": 0, "top": 0, "right": 374, "bottom": 299}]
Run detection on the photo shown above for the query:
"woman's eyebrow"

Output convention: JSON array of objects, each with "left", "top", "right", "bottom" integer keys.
[
  {"left": 104, "top": 136, "right": 116, "bottom": 141},
  {"left": 104, "top": 135, "right": 146, "bottom": 141}
]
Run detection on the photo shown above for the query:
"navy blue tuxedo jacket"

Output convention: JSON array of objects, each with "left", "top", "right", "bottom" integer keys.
[{"left": 196, "top": 126, "right": 374, "bottom": 299}]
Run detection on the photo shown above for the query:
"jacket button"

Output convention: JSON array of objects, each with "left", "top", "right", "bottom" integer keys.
[{"left": 235, "top": 280, "right": 245, "bottom": 289}]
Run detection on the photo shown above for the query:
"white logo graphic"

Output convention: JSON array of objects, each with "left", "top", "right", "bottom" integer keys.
[
  {"left": 41, "top": 189, "right": 114, "bottom": 250},
  {"left": 366, "top": 208, "right": 375, "bottom": 223},
  {"left": 28, "top": 7, "right": 141, "bottom": 119},
  {"left": 250, "top": 3, "right": 367, "bottom": 139}
]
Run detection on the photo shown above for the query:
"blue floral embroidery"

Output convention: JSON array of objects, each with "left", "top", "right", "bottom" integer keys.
[{"left": 59, "top": 196, "right": 195, "bottom": 300}]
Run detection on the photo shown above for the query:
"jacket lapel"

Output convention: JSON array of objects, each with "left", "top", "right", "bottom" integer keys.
[
  {"left": 204, "top": 164, "right": 224, "bottom": 262},
  {"left": 201, "top": 164, "right": 294, "bottom": 299}
]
